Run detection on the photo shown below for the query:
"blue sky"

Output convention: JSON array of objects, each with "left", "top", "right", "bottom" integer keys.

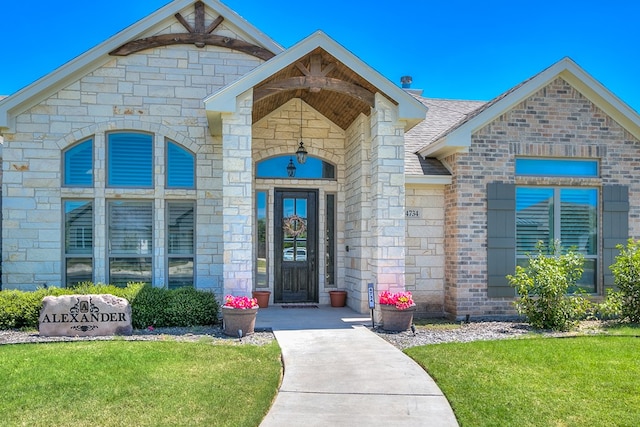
[{"left": 1, "top": 1, "right": 638, "bottom": 113}]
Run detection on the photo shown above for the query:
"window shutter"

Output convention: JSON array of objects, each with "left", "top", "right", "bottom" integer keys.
[
  {"left": 602, "top": 185, "right": 629, "bottom": 290},
  {"left": 487, "top": 182, "right": 516, "bottom": 297}
]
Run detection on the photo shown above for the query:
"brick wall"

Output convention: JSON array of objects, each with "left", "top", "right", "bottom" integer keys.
[{"left": 444, "top": 77, "right": 640, "bottom": 318}]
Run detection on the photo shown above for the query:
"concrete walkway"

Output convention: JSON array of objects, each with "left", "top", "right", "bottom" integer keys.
[{"left": 255, "top": 305, "right": 459, "bottom": 426}]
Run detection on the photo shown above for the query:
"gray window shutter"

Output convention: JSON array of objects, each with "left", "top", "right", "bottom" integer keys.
[
  {"left": 602, "top": 185, "right": 629, "bottom": 290},
  {"left": 487, "top": 182, "right": 516, "bottom": 298}
]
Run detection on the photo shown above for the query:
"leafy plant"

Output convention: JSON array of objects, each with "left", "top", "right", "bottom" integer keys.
[
  {"left": 507, "top": 240, "right": 591, "bottom": 331},
  {"left": 597, "top": 288, "right": 623, "bottom": 320},
  {"left": 609, "top": 238, "right": 640, "bottom": 322}
]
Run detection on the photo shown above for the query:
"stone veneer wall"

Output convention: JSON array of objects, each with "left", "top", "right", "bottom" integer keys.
[
  {"left": 444, "top": 77, "right": 640, "bottom": 318},
  {"left": 405, "top": 185, "right": 446, "bottom": 316},
  {"left": 1, "top": 12, "right": 264, "bottom": 290}
]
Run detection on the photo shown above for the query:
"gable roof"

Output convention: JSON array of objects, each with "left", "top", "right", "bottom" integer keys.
[
  {"left": 204, "top": 31, "right": 428, "bottom": 135},
  {"left": 0, "top": 0, "right": 283, "bottom": 131},
  {"left": 419, "top": 57, "right": 640, "bottom": 158}
]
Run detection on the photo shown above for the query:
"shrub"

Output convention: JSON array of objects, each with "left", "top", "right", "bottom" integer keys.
[
  {"left": 597, "top": 289, "right": 623, "bottom": 320},
  {"left": 609, "top": 239, "right": 640, "bottom": 322},
  {"left": 0, "top": 282, "right": 145, "bottom": 330},
  {"left": 130, "top": 285, "right": 219, "bottom": 329},
  {"left": 0, "top": 282, "right": 218, "bottom": 330},
  {"left": 130, "top": 285, "right": 170, "bottom": 328},
  {"left": 165, "top": 287, "right": 218, "bottom": 327},
  {"left": 507, "top": 240, "right": 592, "bottom": 331}
]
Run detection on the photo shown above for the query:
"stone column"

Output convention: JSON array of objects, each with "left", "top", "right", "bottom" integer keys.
[
  {"left": 369, "top": 93, "right": 406, "bottom": 295},
  {"left": 221, "top": 89, "right": 254, "bottom": 297}
]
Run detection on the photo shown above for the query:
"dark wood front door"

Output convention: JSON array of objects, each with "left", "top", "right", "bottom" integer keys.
[{"left": 274, "top": 189, "right": 318, "bottom": 303}]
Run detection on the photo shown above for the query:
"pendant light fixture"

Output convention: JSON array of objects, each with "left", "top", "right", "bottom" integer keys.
[{"left": 295, "top": 99, "right": 308, "bottom": 164}]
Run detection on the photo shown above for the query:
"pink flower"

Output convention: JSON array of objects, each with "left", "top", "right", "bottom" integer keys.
[
  {"left": 378, "top": 291, "right": 415, "bottom": 310},
  {"left": 223, "top": 295, "right": 259, "bottom": 309},
  {"left": 147, "top": 326, "right": 155, "bottom": 331}
]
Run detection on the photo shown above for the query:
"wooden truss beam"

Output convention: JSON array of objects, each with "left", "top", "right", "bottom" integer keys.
[{"left": 109, "top": 1, "right": 274, "bottom": 60}]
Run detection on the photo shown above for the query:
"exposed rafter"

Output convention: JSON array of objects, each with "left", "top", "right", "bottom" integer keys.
[
  {"left": 109, "top": 1, "right": 275, "bottom": 61},
  {"left": 254, "top": 54, "right": 375, "bottom": 106}
]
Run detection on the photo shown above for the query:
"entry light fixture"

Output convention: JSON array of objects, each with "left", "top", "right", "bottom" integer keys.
[
  {"left": 296, "top": 99, "right": 308, "bottom": 164},
  {"left": 286, "top": 157, "right": 296, "bottom": 177}
]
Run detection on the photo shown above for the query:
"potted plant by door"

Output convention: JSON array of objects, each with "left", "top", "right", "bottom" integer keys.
[
  {"left": 221, "top": 295, "right": 259, "bottom": 337},
  {"left": 252, "top": 290, "right": 271, "bottom": 308},
  {"left": 328, "top": 290, "right": 347, "bottom": 307},
  {"left": 378, "top": 291, "right": 416, "bottom": 332}
]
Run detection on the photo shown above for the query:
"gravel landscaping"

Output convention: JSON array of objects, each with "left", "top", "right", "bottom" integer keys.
[{"left": 2, "top": 320, "right": 609, "bottom": 349}]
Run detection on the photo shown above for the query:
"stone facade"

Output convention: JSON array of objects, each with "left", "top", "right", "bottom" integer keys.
[{"left": 2, "top": 16, "right": 263, "bottom": 293}]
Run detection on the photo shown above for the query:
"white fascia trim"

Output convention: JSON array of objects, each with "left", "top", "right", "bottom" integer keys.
[
  {"left": 418, "top": 58, "right": 640, "bottom": 157},
  {"left": 204, "top": 31, "right": 426, "bottom": 126},
  {"left": 0, "top": 0, "right": 283, "bottom": 131},
  {"left": 405, "top": 175, "right": 452, "bottom": 186}
]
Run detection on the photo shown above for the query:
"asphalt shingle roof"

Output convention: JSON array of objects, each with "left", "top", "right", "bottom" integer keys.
[{"left": 404, "top": 96, "right": 486, "bottom": 175}]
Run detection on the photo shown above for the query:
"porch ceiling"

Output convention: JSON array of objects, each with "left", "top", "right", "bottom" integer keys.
[{"left": 252, "top": 48, "right": 395, "bottom": 130}]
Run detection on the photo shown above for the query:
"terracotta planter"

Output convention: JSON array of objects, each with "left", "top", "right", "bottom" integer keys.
[
  {"left": 329, "top": 290, "right": 347, "bottom": 307},
  {"left": 221, "top": 306, "right": 258, "bottom": 337},
  {"left": 252, "top": 291, "right": 271, "bottom": 308},
  {"left": 380, "top": 304, "right": 415, "bottom": 332}
]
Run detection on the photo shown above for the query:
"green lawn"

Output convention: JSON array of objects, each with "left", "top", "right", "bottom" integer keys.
[
  {"left": 406, "top": 334, "right": 640, "bottom": 427},
  {"left": 0, "top": 340, "right": 281, "bottom": 427}
]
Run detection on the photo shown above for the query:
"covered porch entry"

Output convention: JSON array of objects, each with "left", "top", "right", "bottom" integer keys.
[{"left": 204, "top": 32, "right": 426, "bottom": 313}]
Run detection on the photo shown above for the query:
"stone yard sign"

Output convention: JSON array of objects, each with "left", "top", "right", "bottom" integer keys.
[{"left": 39, "top": 294, "right": 133, "bottom": 337}]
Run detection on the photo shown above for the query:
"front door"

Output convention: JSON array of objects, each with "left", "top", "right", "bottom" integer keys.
[{"left": 274, "top": 189, "right": 318, "bottom": 303}]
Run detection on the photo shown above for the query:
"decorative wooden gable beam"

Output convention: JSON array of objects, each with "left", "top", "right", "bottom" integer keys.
[
  {"left": 254, "top": 54, "right": 375, "bottom": 107},
  {"left": 109, "top": 1, "right": 275, "bottom": 61}
]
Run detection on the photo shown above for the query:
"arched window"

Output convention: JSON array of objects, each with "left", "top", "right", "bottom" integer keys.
[
  {"left": 256, "top": 155, "right": 335, "bottom": 179},
  {"left": 63, "top": 139, "right": 93, "bottom": 187},
  {"left": 167, "top": 140, "right": 195, "bottom": 188}
]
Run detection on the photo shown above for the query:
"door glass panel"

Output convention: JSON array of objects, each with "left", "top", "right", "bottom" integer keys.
[{"left": 282, "top": 198, "right": 308, "bottom": 262}]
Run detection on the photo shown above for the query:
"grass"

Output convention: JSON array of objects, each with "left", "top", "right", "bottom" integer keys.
[
  {"left": 406, "top": 332, "right": 640, "bottom": 427},
  {"left": 0, "top": 340, "right": 281, "bottom": 427}
]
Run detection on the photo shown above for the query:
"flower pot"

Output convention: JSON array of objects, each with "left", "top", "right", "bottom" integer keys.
[
  {"left": 252, "top": 291, "right": 271, "bottom": 308},
  {"left": 329, "top": 290, "right": 347, "bottom": 307},
  {"left": 380, "top": 304, "right": 415, "bottom": 332},
  {"left": 221, "top": 306, "right": 258, "bottom": 337}
]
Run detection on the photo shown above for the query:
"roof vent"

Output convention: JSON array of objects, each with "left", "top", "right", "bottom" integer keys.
[{"left": 400, "top": 76, "right": 413, "bottom": 89}]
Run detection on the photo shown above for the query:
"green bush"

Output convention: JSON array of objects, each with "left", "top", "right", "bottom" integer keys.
[
  {"left": 609, "top": 239, "right": 640, "bottom": 322},
  {"left": 507, "top": 241, "right": 592, "bottom": 331},
  {"left": 165, "top": 287, "right": 219, "bottom": 327},
  {"left": 130, "top": 285, "right": 170, "bottom": 328},
  {"left": 597, "top": 289, "right": 623, "bottom": 320},
  {"left": 131, "top": 285, "right": 218, "bottom": 328}
]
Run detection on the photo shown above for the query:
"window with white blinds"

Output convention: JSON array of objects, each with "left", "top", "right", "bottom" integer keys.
[
  {"left": 64, "top": 200, "right": 93, "bottom": 286},
  {"left": 64, "top": 139, "right": 93, "bottom": 187},
  {"left": 108, "top": 132, "right": 153, "bottom": 187},
  {"left": 167, "top": 202, "right": 194, "bottom": 289},
  {"left": 167, "top": 141, "right": 195, "bottom": 188},
  {"left": 516, "top": 187, "right": 598, "bottom": 292},
  {"left": 108, "top": 200, "right": 153, "bottom": 286}
]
